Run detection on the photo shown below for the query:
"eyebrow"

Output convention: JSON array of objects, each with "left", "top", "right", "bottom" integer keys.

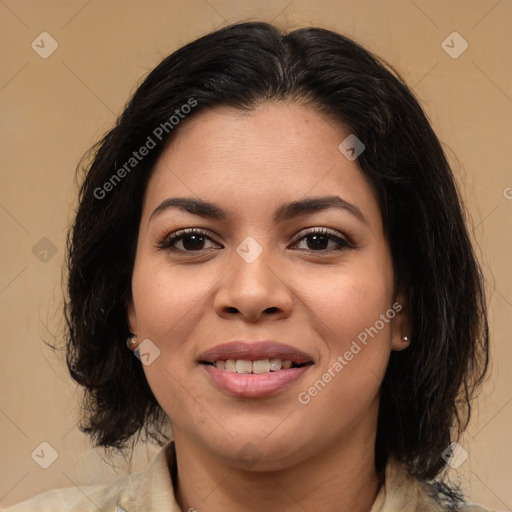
[{"left": 149, "top": 195, "right": 368, "bottom": 225}]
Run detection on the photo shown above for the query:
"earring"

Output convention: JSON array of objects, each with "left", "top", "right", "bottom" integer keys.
[
  {"left": 126, "top": 334, "right": 138, "bottom": 350},
  {"left": 402, "top": 336, "right": 409, "bottom": 342}
]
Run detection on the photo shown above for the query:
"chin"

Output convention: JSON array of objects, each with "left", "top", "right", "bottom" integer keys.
[{"left": 202, "top": 429, "right": 314, "bottom": 471}]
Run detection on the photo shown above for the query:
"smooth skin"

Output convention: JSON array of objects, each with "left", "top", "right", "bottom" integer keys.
[{"left": 127, "top": 101, "right": 410, "bottom": 512}]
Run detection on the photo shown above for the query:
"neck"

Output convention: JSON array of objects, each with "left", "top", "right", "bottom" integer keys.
[{"left": 171, "top": 418, "right": 383, "bottom": 512}]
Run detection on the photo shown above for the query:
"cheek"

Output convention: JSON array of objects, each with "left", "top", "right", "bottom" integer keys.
[
  {"left": 297, "top": 301, "right": 392, "bottom": 437},
  {"left": 131, "top": 256, "right": 209, "bottom": 347},
  {"left": 297, "top": 253, "right": 394, "bottom": 416},
  {"left": 130, "top": 255, "right": 217, "bottom": 417},
  {"left": 312, "top": 251, "right": 394, "bottom": 348}
]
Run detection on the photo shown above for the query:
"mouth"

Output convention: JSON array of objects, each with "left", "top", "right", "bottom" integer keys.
[
  {"left": 199, "top": 358, "right": 313, "bottom": 373},
  {"left": 197, "top": 340, "right": 315, "bottom": 367},
  {"left": 197, "top": 341, "right": 315, "bottom": 398}
]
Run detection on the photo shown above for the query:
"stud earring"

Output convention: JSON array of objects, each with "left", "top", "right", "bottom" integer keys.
[
  {"left": 126, "top": 334, "right": 138, "bottom": 350},
  {"left": 403, "top": 336, "right": 409, "bottom": 342}
]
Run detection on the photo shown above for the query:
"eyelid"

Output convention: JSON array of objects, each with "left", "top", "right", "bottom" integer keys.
[
  {"left": 291, "top": 226, "right": 350, "bottom": 245},
  {"left": 157, "top": 226, "right": 352, "bottom": 252},
  {"left": 156, "top": 227, "right": 222, "bottom": 251}
]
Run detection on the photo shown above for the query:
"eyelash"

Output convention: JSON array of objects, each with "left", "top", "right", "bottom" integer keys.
[{"left": 156, "top": 227, "right": 352, "bottom": 254}]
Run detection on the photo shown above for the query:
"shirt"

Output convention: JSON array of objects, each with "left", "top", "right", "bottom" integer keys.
[{"left": 2, "top": 441, "right": 494, "bottom": 512}]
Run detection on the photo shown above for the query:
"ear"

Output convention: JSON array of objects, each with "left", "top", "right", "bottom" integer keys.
[
  {"left": 127, "top": 297, "right": 137, "bottom": 335},
  {"left": 390, "top": 288, "right": 412, "bottom": 352}
]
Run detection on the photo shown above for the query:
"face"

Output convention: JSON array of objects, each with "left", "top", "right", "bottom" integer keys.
[{"left": 127, "top": 102, "right": 409, "bottom": 470}]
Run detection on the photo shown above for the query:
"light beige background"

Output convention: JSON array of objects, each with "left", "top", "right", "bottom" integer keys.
[{"left": 0, "top": 0, "right": 511, "bottom": 509}]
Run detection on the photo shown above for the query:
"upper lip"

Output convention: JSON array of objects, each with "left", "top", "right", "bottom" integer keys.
[{"left": 198, "top": 341, "right": 315, "bottom": 365}]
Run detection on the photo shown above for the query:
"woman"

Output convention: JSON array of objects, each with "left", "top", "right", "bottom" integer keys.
[{"left": 5, "top": 21, "right": 492, "bottom": 512}]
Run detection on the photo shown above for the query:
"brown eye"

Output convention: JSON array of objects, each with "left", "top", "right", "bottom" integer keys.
[
  {"left": 292, "top": 228, "right": 351, "bottom": 252},
  {"left": 157, "top": 228, "right": 221, "bottom": 252}
]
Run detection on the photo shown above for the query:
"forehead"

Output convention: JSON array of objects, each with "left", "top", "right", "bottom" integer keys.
[{"left": 141, "top": 102, "right": 381, "bottom": 229}]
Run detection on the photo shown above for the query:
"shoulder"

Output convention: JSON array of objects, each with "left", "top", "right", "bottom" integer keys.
[
  {"left": 1, "top": 441, "right": 179, "bottom": 512},
  {"left": 416, "top": 479, "right": 498, "bottom": 512},
  {"left": 1, "top": 473, "right": 133, "bottom": 512},
  {"left": 377, "top": 456, "right": 497, "bottom": 512},
  {"left": 460, "top": 505, "right": 497, "bottom": 512}
]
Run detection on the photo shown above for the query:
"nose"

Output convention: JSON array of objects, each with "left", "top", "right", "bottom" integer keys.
[{"left": 213, "top": 247, "right": 294, "bottom": 323}]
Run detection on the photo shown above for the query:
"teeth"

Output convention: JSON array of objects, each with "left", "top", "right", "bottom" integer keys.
[
  {"left": 236, "top": 359, "right": 253, "bottom": 374},
  {"left": 214, "top": 358, "right": 295, "bottom": 373},
  {"left": 225, "top": 359, "right": 236, "bottom": 372},
  {"left": 253, "top": 359, "right": 270, "bottom": 374},
  {"left": 269, "top": 358, "right": 282, "bottom": 371}
]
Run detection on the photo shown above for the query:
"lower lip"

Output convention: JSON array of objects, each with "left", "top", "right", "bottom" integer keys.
[{"left": 201, "top": 364, "right": 312, "bottom": 398}]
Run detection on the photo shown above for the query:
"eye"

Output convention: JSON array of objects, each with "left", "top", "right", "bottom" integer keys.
[
  {"left": 291, "top": 227, "right": 352, "bottom": 252},
  {"left": 156, "top": 228, "right": 221, "bottom": 252},
  {"left": 156, "top": 227, "right": 352, "bottom": 254}
]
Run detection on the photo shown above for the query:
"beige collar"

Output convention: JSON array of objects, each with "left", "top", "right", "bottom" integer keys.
[
  {"left": 116, "top": 441, "right": 443, "bottom": 512},
  {"left": 115, "top": 441, "right": 180, "bottom": 511}
]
